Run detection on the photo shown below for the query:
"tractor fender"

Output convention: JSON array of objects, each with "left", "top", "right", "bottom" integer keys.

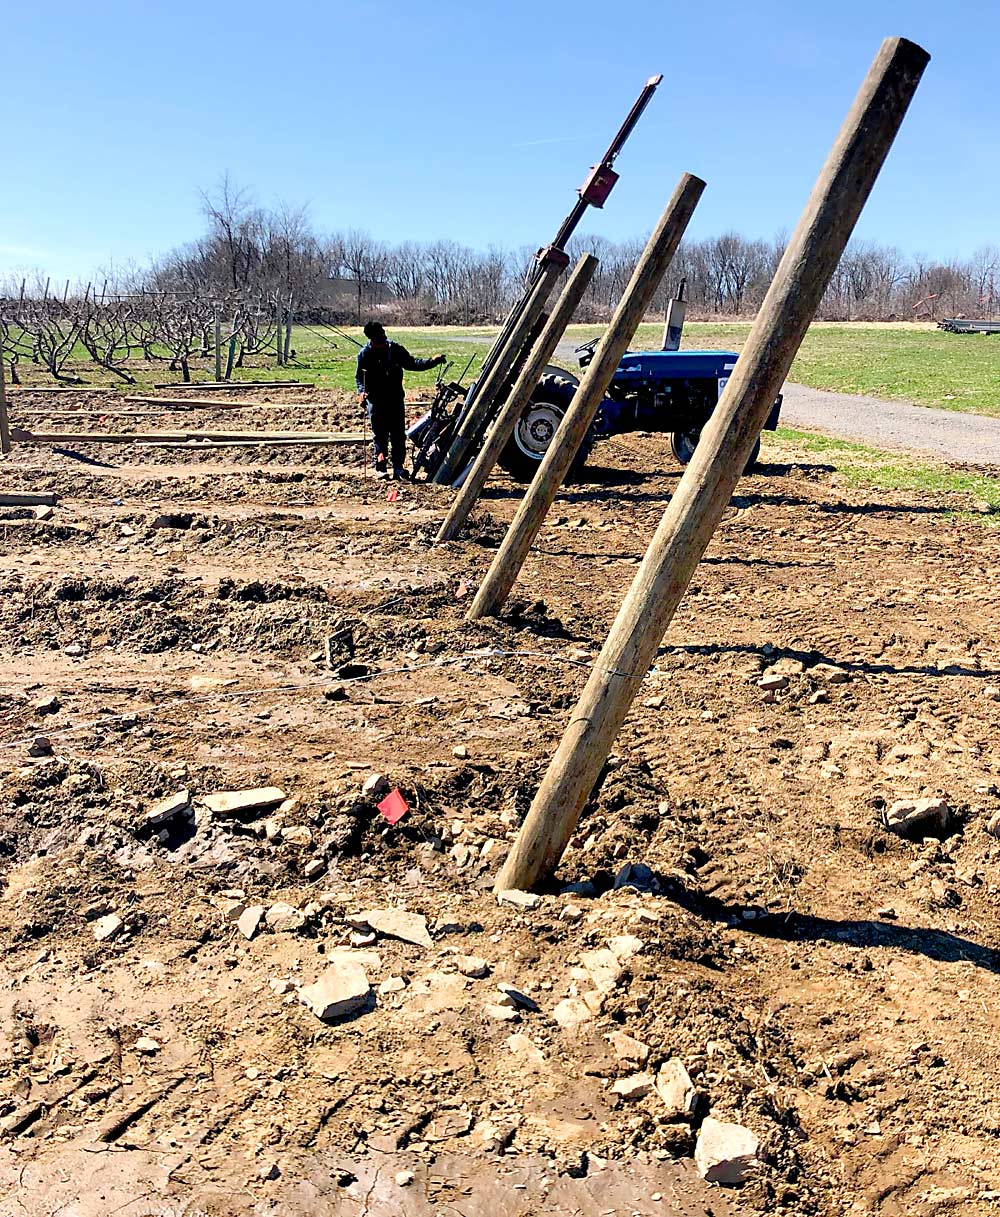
[{"left": 541, "top": 364, "right": 579, "bottom": 387}]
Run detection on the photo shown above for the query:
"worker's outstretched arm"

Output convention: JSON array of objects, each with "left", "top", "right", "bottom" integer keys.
[{"left": 396, "top": 344, "right": 445, "bottom": 372}]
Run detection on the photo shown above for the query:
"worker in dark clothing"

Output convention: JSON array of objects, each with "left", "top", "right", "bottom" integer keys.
[{"left": 356, "top": 321, "right": 445, "bottom": 478}]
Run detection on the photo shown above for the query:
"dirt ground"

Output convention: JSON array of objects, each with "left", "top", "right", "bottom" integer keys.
[{"left": 2, "top": 386, "right": 1000, "bottom": 1216}]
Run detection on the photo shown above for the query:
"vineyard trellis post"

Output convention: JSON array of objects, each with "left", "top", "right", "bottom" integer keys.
[{"left": 494, "top": 36, "right": 930, "bottom": 893}]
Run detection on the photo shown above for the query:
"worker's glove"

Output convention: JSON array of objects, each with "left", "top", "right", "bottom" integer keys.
[{"left": 435, "top": 354, "right": 446, "bottom": 365}]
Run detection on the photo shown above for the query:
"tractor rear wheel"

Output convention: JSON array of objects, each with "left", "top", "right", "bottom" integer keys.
[
  {"left": 498, "top": 372, "right": 593, "bottom": 483},
  {"left": 670, "top": 427, "right": 760, "bottom": 473}
]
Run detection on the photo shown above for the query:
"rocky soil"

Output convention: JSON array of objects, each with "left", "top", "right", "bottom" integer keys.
[{"left": 2, "top": 386, "right": 1000, "bottom": 1216}]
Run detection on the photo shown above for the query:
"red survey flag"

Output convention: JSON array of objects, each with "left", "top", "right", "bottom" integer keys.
[{"left": 377, "top": 788, "right": 409, "bottom": 825}]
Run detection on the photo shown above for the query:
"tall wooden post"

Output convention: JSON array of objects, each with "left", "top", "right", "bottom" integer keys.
[
  {"left": 225, "top": 314, "right": 239, "bottom": 381},
  {"left": 432, "top": 260, "right": 565, "bottom": 483},
  {"left": 284, "top": 295, "right": 293, "bottom": 363},
  {"left": 436, "top": 253, "right": 599, "bottom": 543},
  {"left": 467, "top": 173, "right": 706, "bottom": 621},
  {"left": 494, "top": 36, "right": 930, "bottom": 893},
  {"left": 214, "top": 308, "right": 222, "bottom": 382},
  {"left": 0, "top": 345, "right": 10, "bottom": 455},
  {"left": 275, "top": 305, "right": 284, "bottom": 367}
]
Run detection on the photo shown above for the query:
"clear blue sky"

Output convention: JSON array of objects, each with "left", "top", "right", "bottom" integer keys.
[{"left": 2, "top": 0, "right": 994, "bottom": 283}]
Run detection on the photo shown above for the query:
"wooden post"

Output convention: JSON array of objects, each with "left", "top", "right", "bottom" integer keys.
[
  {"left": 431, "top": 260, "right": 564, "bottom": 483},
  {"left": 0, "top": 344, "right": 10, "bottom": 455},
  {"left": 225, "top": 315, "right": 239, "bottom": 381},
  {"left": 494, "top": 36, "right": 929, "bottom": 893},
  {"left": 467, "top": 173, "right": 706, "bottom": 621},
  {"left": 436, "top": 253, "right": 599, "bottom": 543},
  {"left": 275, "top": 305, "right": 284, "bottom": 367},
  {"left": 214, "top": 308, "right": 222, "bottom": 382},
  {"left": 283, "top": 296, "right": 293, "bottom": 363}
]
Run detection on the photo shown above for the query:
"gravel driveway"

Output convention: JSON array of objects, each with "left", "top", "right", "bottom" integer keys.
[{"left": 779, "top": 383, "right": 1000, "bottom": 465}]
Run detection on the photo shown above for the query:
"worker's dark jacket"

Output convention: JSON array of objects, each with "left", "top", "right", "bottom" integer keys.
[{"left": 355, "top": 341, "right": 438, "bottom": 402}]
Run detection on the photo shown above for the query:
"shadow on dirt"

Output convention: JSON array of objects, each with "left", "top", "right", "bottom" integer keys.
[
  {"left": 698, "top": 891, "right": 1000, "bottom": 974},
  {"left": 737, "top": 492, "right": 953, "bottom": 516},
  {"left": 667, "top": 641, "right": 1000, "bottom": 681},
  {"left": 52, "top": 447, "right": 119, "bottom": 469}
]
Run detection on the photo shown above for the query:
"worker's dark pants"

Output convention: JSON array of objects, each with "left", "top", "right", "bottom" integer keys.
[{"left": 367, "top": 396, "right": 406, "bottom": 469}]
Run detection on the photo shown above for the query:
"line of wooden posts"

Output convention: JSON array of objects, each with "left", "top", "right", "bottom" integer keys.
[
  {"left": 429, "top": 36, "right": 929, "bottom": 892},
  {"left": 0, "top": 37, "right": 930, "bottom": 894}
]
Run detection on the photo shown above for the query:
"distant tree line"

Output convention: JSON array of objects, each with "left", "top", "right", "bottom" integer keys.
[
  {"left": 141, "top": 181, "right": 1000, "bottom": 322},
  {"left": 1, "top": 179, "right": 998, "bottom": 382}
]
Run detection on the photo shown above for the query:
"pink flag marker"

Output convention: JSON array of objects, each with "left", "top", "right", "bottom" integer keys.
[{"left": 377, "top": 788, "right": 409, "bottom": 825}]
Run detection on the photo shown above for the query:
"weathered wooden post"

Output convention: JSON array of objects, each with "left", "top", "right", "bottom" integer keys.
[
  {"left": 225, "top": 314, "right": 239, "bottom": 381},
  {"left": 466, "top": 172, "right": 706, "bottom": 621},
  {"left": 275, "top": 304, "right": 284, "bottom": 367},
  {"left": 494, "top": 36, "right": 929, "bottom": 893},
  {"left": 436, "top": 253, "right": 599, "bottom": 543},
  {"left": 431, "top": 260, "right": 565, "bottom": 483},
  {"left": 0, "top": 344, "right": 10, "bottom": 455},
  {"left": 284, "top": 295, "right": 293, "bottom": 364},
  {"left": 214, "top": 308, "right": 222, "bottom": 382}
]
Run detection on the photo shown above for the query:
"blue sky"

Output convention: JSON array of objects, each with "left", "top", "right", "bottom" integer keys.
[{"left": 2, "top": 0, "right": 994, "bottom": 283}]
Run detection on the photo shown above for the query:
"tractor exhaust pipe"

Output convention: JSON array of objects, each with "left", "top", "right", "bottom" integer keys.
[{"left": 661, "top": 278, "right": 686, "bottom": 351}]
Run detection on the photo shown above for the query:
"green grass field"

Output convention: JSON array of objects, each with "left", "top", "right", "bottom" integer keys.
[
  {"left": 286, "top": 320, "right": 1000, "bottom": 419},
  {"left": 6, "top": 320, "right": 998, "bottom": 418},
  {"left": 769, "top": 425, "right": 1000, "bottom": 518}
]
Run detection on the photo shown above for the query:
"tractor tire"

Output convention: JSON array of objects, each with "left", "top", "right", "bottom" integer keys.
[
  {"left": 670, "top": 427, "right": 760, "bottom": 474},
  {"left": 498, "top": 371, "right": 594, "bottom": 483}
]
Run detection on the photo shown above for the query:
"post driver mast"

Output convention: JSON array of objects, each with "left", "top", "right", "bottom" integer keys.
[{"left": 427, "top": 74, "right": 663, "bottom": 484}]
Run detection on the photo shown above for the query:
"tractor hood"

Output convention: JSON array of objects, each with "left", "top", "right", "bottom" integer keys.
[{"left": 614, "top": 349, "right": 739, "bottom": 381}]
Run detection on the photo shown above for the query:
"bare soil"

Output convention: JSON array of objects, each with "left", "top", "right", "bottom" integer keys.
[{"left": 2, "top": 386, "right": 1000, "bottom": 1216}]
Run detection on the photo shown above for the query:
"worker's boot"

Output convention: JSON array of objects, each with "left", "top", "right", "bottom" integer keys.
[
  {"left": 392, "top": 466, "right": 410, "bottom": 481},
  {"left": 374, "top": 454, "right": 388, "bottom": 478}
]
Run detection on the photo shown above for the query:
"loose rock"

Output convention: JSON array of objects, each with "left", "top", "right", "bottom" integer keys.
[
  {"left": 298, "top": 960, "right": 371, "bottom": 1021},
  {"left": 355, "top": 908, "right": 432, "bottom": 948},
  {"left": 455, "top": 955, "right": 490, "bottom": 979},
  {"left": 885, "top": 796, "right": 950, "bottom": 839},
  {"left": 144, "top": 790, "right": 191, "bottom": 828},
  {"left": 496, "top": 889, "right": 541, "bottom": 911},
  {"left": 695, "top": 1116, "right": 760, "bottom": 1184},
  {"left": 201, "top": 787, "right": 286, "bottom": 818},
  {"left": 655, "top": 1059, "right": 696, "bottom": 1120},
  {"left": 612, "top": 1072, "right": 654, "bottom": 1101},
  {"left": 608, "top": 1031, "right": 650, "bottom": 1066},
  {"left": 237, "top": 905, "right": 265, "bottom": 941},
  {"left": 93, "top": 913, "right": 123, "bottom": 942},
  {"left": 265, "top": 902, "right": 306, "bottom": 933}
]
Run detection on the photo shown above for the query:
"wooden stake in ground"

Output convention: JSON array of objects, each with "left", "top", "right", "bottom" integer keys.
[
  {"left": 436, "top": 253, "right": 599, "bottom": 543},
  {"left": 494, "top": 36, "right": 929, "bottom": 893},
  {"left": 432, "top": 260, "right": 565, "bottom": 483},
  {"left": 0, "top": 344, "right": 10, "bottom": 455},
  {"left": 214, "top": 309, "right": 222, "bottom": 382},
  {"left": 467, "top": 172, "right": 706, "bottom": 620}
]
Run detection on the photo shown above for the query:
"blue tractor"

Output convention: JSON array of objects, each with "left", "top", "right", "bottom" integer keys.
[{"left": 494, "top": 337, "right": 783, "bottom": 482}]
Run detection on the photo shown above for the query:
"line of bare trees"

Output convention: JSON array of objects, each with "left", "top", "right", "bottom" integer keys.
[
  {"left": 2, "top": 178, "right": 998, "bottom": 383},
  {"left": 151, "top": 181, "right": 999, "bottom": 323}
]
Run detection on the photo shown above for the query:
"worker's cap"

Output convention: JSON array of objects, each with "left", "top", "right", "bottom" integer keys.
[{"left": 363, "top": 321, "right": 386, "bottom": 341}]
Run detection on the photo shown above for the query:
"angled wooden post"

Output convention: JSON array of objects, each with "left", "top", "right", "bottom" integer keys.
[
  {"left": 431, "top": 260, "right": 564, "bottom": 483},
  {"left": 466, "top": 172, "right": 706, "bottom": 620},
  {"left": 494, "top": 36, "right": 930, "bottom": 893},
  {"left": 436, "top": 253, "right": 599, "bottom": 543},
  {"left": 0, "top": 345, "right": 10, "bottom": 455}
]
